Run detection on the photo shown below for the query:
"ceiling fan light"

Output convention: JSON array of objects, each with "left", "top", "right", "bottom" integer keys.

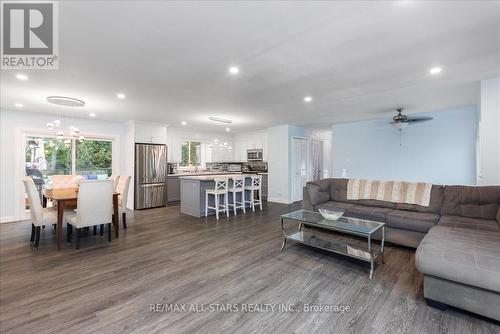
[{"left": 392, "top": 122, "right": 409, "bottom": 130}]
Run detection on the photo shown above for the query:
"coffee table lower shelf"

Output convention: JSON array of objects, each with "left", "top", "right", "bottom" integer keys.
[{"left": 282, "top": 231, "right": 383, "bottom": 279}]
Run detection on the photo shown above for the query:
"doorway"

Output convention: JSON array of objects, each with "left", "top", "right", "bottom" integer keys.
[{"left": 292, "top": 137, "right": 309, "bottom": 202}]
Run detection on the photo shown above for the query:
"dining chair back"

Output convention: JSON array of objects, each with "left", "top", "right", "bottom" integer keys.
[
  {"left": 110, "top": 174, "right": 120, "bottom": 192},
  {"left": 23, "top": 177, "right": 57, "bottom": 248},
  {"left": 75, "top": 180, "right": 113, "bottom": 228},
  {"left": 116, "top": 175, "right": 131, "bottom": 229},
  {"left": 22, "top": 177, "right": 43, "bottom": 226}
]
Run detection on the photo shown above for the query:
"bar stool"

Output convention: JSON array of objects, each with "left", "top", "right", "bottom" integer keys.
[
  {"left": 227, "top": 176, "right": 246, "bottom": 215},
  {"left": 205, "top": 177, "right": 229, "bottom": 220},
  {"left": 244, "top": 175, "right": 262, "bottom": 212}
]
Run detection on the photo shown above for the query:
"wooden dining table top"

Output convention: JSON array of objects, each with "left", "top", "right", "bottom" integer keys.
[{"left": 44, "top": 187, "right": 119, "bottom": 201}]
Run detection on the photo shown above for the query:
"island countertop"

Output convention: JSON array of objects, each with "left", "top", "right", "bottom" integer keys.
[{"left": 179, "top": 173, "right": 254, "bottom": 181}]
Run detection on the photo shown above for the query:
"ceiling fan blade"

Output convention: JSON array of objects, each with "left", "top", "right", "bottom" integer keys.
[{"left": 407, "top": 117, "right": 433, "bottom": 123}]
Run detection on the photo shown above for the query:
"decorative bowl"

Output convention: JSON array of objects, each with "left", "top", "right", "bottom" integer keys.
[{"left": 318, "top": 209, "right": 344, "bottom": 221}]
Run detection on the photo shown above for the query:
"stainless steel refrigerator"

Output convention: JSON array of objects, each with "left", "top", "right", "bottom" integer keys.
[{"left": 134, "top": 143, "right": 167, "bottom": 209}]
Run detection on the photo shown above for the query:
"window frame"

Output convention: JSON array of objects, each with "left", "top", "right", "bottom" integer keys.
[{"left": 181, "top": 140, "right": 201, "bottom": 167}]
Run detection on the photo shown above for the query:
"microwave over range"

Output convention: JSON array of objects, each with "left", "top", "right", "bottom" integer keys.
[{"left": 247, "top": 149, "right": 263, "bottom": 161}]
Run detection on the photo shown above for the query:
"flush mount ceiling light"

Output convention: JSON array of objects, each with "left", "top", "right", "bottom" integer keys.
[
  {"left": 225, "top": 127, "right": 230, "bottom": 132},
  {"left": 116, "top": 93, "right": 126, "bottom": 99},
  {"left": 16, "top": 73, "right": 28, "bottom": 81},
  {"left": 89, "top": 112, "right": 96, "bottom": 117},
  {"left": 304, "top": 96, "right": 312, "bottom": 103},
  {"left": 209, "top": 116, "right": 232, "bottom": 124},
  {"left": 228, "top": 66, "right": 239, "bottom": 75},
  {"left": 181, "top": 121, "right": 187, "bottom": 126},
  {"left": 47, "top": 96, "right": 86, "bottom": 107},
  {"left": 15, "top": 103, "right": 23, "bottom": 108},
  {"left": 429, "top": 67, "right": 442, "bottom": 75}
]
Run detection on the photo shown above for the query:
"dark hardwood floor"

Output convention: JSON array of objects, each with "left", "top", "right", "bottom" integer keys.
[{"left": 1, "top": 202, "right": 498, "bottom": 334}]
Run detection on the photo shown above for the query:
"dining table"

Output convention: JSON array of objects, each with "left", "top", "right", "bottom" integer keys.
[{"left": 43, "top": 187, "right": 119, "bottom": 250}]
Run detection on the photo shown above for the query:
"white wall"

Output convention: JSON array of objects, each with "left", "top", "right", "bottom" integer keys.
[
  {"left": 267, "top": 125, "right": 290, "bottom": 203},
  {"left": 266, "top": 125, "right": 313, "bottom": 204},
  {"left": 331, "top": 106, "right": 478, "bottom": 185},
  {"left": 478, "top": 77, "right": 500, "bottom": 185},
  {"left": 0, "top": 109, "right": 131, "bottom": 222}
]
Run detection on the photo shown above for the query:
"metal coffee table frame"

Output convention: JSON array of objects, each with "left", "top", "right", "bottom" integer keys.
[{"left": 280, "top": 210, "right": 385, "bottom": 280}]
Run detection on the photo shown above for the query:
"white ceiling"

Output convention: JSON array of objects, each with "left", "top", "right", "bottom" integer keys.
[{"left": 2, "top": 1, "right": 500, "bottom": 132}]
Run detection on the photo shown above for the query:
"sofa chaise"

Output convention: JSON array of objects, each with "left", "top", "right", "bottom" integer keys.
[{"left": 302, "top": 178, "right": 500, "bottom": 321}]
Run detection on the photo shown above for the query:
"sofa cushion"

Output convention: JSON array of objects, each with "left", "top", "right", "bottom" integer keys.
[
  {"left": 316, "top": 201, "right": 356, "bottom": 213},
  {"left": 395, "top": 185, "right": 444, "bottom": 214},
  {"left": 306, "top": 180, "right": 330, "bottom": 206},
  {"left": 329, "top": 178, "right": 352, "bottom": 203},
  {"left": 386, "top": 210, "right": 440, "bottom": 234},
  {"left": 416, "top": 226, "right": 500, "bottom": 292},
  {"left": 346, "top": 205, "right": 392, "bottom": 222},
  {"left": 441, "top": 186, "right": 499, "bottom": 220},
  {"left": 438, "top": 215, "right": 500, "bottom": 232},
  {"left": 357, "top": 199, "right": 396, "bottom": 209}
]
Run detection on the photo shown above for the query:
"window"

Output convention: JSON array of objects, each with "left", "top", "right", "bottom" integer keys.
[
  {"left": 25, "top": 137, "right": 72, "bottom": 180},
  {"left": 25, "top": 136, "right": 113, "bottom": 182},
  {"left": 76, "top": 139, "right": 112, "bottom": 177},
  {"left": 181, "top": 141, "right": 201, "bottom": 166}
]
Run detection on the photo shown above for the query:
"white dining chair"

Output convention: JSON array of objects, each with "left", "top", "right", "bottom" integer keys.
[
  {"left": 244, "top": 175, "right": 262, "bottom": 212},
  {"left": 22, "top": 177, "right": 57, "bottom": 248},
  {"left": 65, "top": 180, "right": 113, "bottom": 249},
  {"left": 227, "top": 176, "right": 246, "bottom": 215},
  {"left": 110, "top": 174, "right": 120, "bottom": 192},
  {"left": 205, "top": 177, "right": 229, "bottom": 220},
  {"left": 116, "top": 175, "right": 131, "bottom": 229}
]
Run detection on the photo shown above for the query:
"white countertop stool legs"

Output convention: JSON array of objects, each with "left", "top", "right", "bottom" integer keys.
[
  {"left": 227, "top": 176, "right": 245, "bottom": 215},
  {"left": 244, "top": 175, "right": 262, "bottom": 212},
  {"left": 205, "top": 177, "right": 229, "bottom": 220}
]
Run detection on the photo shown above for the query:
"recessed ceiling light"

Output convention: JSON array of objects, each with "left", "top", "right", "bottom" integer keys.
[
  {"left": 116, "top": 93, "right": 126, "bottom": 99},
  {"left": 16, "top": 73, "right": 28, "bottom": 81},
  {"left": 15, "top": 103, "right": 23, "bottom": 108},
  {"left": 229, "top": 66, "right": 239, "bottom": 75},
  {"left": 181, "top": 121, "right": 187, "bottom": 126},
  {"left": 304, "top": 96, "right": 312, "bottom": 103},
  {"left": 429, "top": 67, "right": 442, "bottom": 75},
  {"left": 225, "top": 127, "right": 230, "bottom": 132},
  {"left": 89, "top": 112, "right": 96, "bottom": 117}
]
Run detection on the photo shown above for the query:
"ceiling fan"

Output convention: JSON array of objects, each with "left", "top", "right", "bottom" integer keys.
[{"left": 391, "top": 108, "right": 433, "bottom": 130}]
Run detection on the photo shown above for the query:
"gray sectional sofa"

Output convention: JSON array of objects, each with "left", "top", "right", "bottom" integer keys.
[{"left": 302, "top": 178, "right": 500, "bottom": 321}]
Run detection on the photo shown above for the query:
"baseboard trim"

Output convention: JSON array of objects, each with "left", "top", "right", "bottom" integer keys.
[
  {"left": 267, "top": 197, "right": 293, "bottom": 204},
  {"left": 0, "top": 216, "right": 17, "bottom": 224}
]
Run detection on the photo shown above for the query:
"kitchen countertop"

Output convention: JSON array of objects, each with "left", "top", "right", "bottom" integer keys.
[
  {"left": 179, "top": 173, "right": 264, "bottom": 181},
  {"left": 168, "top": 171, "right": 240, "bottom": 177},
  {"left": 169, "top": 171, "right": 267, "bottom": 177}
]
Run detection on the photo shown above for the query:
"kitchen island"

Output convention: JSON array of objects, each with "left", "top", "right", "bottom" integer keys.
[{"left": 180, "top": 174, "right": 256, "bottom": 217}]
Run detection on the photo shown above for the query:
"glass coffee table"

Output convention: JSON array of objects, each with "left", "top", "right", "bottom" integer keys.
[{"left": 280, "top": 210, "right": 385, "bottom": 279}]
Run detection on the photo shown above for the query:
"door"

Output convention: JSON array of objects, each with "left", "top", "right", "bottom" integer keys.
[
  {"left": 311, "top": 140, "right": 323, "bottom": 181},
  {"left": 292, "top": 138, "right": 309, "bottom": 202}
]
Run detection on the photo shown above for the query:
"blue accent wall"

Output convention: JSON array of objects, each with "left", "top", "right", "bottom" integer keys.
[{"left": 332, "top": 106, "right": 478, "bottom": 185}]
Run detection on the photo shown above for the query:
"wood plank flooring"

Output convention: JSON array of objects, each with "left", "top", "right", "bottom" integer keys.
[{"left": 1, "top": 202, "right": 499, "bottom": 334}]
